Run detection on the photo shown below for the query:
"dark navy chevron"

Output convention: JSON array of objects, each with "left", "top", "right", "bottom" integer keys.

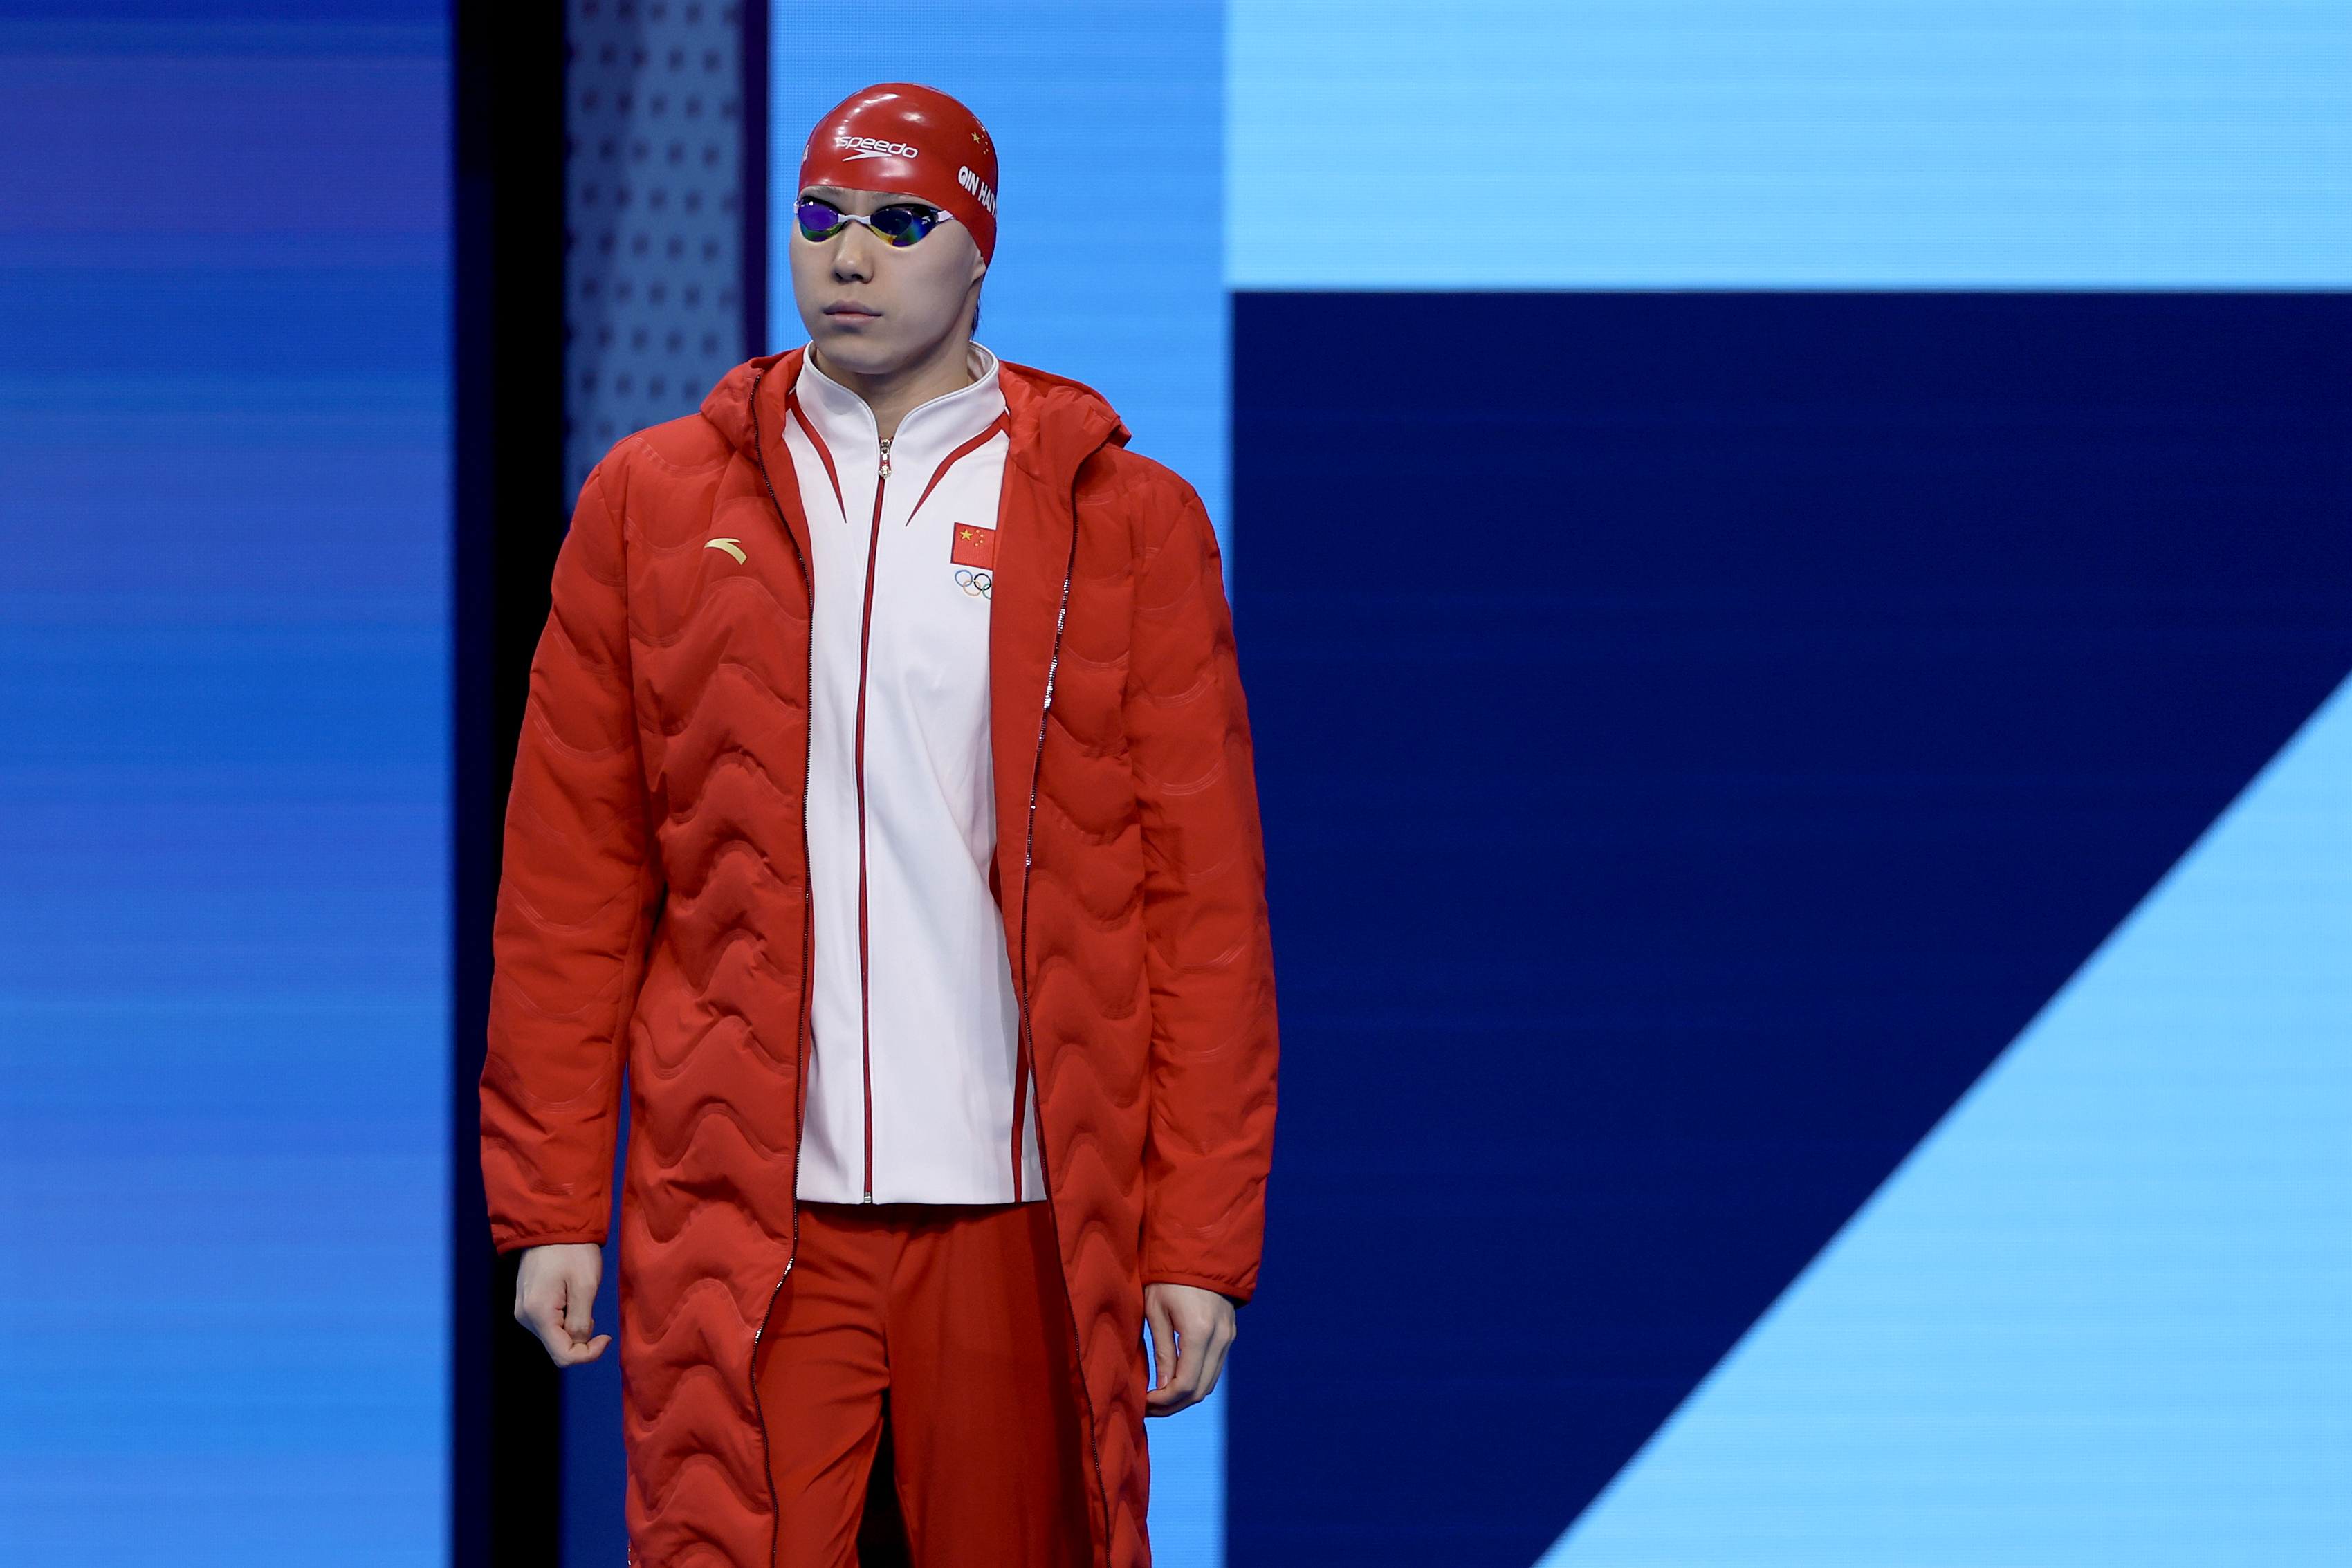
[{"left": 1226, "top": 290, "right": 2352, "bottom": 1567}]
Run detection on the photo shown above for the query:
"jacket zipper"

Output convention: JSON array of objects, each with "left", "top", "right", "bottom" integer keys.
[
  {"left": 1013, "top": 516, "right": 1113, "bottom": 1565},
  {"left": 853, "top": 434, "right": 890, "bottom": 1203},
  {"left": 745, "top": 369, "right": 818, "bottom": 1568}
]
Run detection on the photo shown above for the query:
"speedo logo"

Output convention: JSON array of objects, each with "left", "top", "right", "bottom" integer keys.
[
  {"left": 836, "top": 135, "right": 918, "bottom": 161},
  {"left": 957, "top": 166, "right": 997, "bottom": 215}
]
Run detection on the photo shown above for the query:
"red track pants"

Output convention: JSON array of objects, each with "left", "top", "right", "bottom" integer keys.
[{"left": 755, "top": 1201, "right": 1095, "bottom": 1567}]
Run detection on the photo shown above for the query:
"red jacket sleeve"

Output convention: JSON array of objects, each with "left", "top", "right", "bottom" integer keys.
[
  {"left": 479, "top": 464, "right": 662, "bottom": 1253},
  {"left": 1125, "top": 474, "right": 1280, "bottom": 1303}
]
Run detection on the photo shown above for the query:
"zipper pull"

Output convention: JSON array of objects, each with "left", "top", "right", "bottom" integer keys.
[{"left": 878, "top": 436, "right": 892, "bottom": 478}]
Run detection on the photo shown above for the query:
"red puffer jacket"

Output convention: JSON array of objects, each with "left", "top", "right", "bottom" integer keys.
[{"left": 480, "top": 349, "right": 1278, "bottom": 1568}]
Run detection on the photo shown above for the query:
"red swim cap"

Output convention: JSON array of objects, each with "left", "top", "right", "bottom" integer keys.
[{"left": 799, "top": 83, "right": 1000, "bottom": 262}]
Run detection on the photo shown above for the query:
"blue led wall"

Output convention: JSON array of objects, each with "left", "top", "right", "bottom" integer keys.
[
  {"left": 7, "top": 3, "right": 2343, "bottom": 1565},
  {"left": 0, "top": 4, "right": 450, "bottom": 1563},
  {"left": 1222, "top": 4, "right": 2352, "bottom": 1565}
]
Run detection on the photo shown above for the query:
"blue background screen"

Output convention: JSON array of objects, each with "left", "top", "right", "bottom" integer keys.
[
  {"left": 0, "top": 3, "right": 451, "bottom": 1565},
  {"left": 2, "top": 3, "right": 2346, "bottom": 1564}
]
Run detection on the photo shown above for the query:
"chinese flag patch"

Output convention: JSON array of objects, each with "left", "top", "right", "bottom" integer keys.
[{"left": 950, "top": 523, "right": 996, "bottom": 568}]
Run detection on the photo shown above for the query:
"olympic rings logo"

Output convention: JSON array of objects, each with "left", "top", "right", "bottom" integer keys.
[{"left": 955, "top": 568, "right": 993, "bottom": 599}]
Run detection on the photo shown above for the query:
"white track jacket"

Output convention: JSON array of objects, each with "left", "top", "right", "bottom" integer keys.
[{"left": 783, "top": 345, "right": 1043, "bottom": 1206}]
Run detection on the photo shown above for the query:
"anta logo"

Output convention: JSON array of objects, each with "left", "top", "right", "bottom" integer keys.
[
  {"left": 836, "top": 135, "right": 918, "bottom": 161},
  {"left": 704, "top": 537, "right": 746, "bottom": 563},
  {"left": 957, "top": 166, "right": 997, "bottom": 215}
]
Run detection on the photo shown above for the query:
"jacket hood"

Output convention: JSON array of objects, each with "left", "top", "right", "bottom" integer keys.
[{"left": 701, "top": 347, "right": 1131, "bottom": 486}]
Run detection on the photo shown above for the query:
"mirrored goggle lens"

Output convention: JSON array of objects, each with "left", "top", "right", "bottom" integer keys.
[
  {"left": 796, "top": 201, "right": 849, "bottom": 241},
  {"left": 867, "top": 205, "right": 942, "bottom": 246}
]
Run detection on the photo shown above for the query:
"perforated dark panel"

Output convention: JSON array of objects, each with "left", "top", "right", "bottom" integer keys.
[{"left": 565, "top": 0, "right": 758, "bottom": 505}]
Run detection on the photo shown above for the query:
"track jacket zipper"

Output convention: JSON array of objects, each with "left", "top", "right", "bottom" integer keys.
[{"left": 852, "top": 434, "right": 891, "bottom": 1202}]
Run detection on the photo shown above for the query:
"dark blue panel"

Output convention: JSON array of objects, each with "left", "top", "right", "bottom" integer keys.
[{"left": 1226, "top": 292, "right": 2352, "bottom": 1567}]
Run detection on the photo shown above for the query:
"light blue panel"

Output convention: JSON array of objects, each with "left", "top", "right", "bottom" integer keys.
[
  {"left": 0, "top": 10, "right": 449, "bottom": 1565},
  {"left": 770, "top": 0, "right": 1229, "bottom": 540},
  {"left": 1537, "top": 677, "right": 2352, "bottom": 1566},
  {"left": 1231, "top": 0, "right": 2352, "bottom": 286},
  {"left": 771, "top": 7, "right": 1228, "bottom": 1560},
  {"left": 1149, "top": 1376, "right": 1229, "bottom": 1568}
]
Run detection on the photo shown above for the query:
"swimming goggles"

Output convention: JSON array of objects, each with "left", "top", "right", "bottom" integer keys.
[{"left": 795, "top": 199, "right": 956, "bottom": 248}]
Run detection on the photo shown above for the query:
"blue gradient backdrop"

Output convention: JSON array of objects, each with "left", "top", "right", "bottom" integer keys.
[
  {"left": 5, "top": 3, "right": 2346, "bottom": 1565},
  {"left": 0, "top": 4, "right": 450, "bottom": 1564}
]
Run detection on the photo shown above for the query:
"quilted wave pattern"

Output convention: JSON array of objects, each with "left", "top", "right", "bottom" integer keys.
[{"left": 481, "top": 351, "right": 1278, "bottom": 1567}]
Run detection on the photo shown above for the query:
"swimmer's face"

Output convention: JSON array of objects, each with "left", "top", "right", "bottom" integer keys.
[{"left": 790, "top": 185, "right": 987, "bottom": 379}]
